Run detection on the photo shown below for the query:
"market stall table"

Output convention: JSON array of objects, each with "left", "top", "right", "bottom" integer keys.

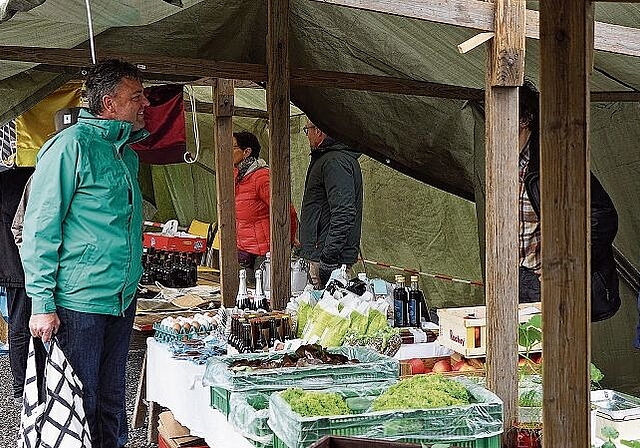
[{"left": 146, "top": 337, "right": 254, "bottom": 448}]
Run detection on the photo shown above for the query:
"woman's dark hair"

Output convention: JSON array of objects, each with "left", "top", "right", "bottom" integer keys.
[
  {"left": 85, "top": 59, "right": 144, "bottom": 115},
  {"left": 233, "top": 131, "right": 261, "bottom": 159},
  {"left": 519, "top": 79, "right": 540, "bottom": 137},
  {"left": 520, "top": 79, "right": 541, "bottom": 169}
]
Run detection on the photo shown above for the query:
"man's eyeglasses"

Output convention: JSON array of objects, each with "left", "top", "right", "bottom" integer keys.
[{"left": 303, "top": 125, "right": 316, "bottom": 135}]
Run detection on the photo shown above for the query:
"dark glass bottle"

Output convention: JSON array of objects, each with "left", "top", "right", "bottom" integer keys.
[
  {"left": 393, "top": 275, "right": 408, "bottom": 327},
  {"left": 408, "top": 275, "right": 422, "bottom": 327}
]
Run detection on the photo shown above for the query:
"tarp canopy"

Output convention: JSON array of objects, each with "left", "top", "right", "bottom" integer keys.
[{"left": 1, "top": 0, "right": 639, "bottom": 395}]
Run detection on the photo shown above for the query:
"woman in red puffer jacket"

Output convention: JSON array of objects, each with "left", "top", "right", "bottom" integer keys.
[{"left": 233, "top": 131, "right": 298, "bottom": 284}]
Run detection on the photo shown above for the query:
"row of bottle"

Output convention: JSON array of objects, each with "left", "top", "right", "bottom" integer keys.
[
  {"left": 228, "top": 312, "right": 294, "bottom": 353},
  {"left": 236, "top": 269, "right": 270, "bottom": 311},
  {"left": 140, "top": 248, "right": 198, "bottom": 288},
  {"left": 393, "top": 274, "right": 429, "bottom": 328}
]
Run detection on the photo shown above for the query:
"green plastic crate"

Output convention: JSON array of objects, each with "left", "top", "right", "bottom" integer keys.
[
  {"left": 267, "top": 378, "right": 503, "bottom": 448},
  {"left": 210, "top": 386, "right": 232, "bottom": 416},
  {"left": 203, "top": 346, "right": 399, "bottom": 392},
  {"left": 273, "top": 433, "right": 500, "bottom": 448}
]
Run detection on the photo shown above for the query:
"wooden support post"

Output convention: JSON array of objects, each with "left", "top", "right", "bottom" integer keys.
[
  {"left": 214, "top": 79, "right": 239, "bottom": 307},
  {"left": 267, "top": 0, "right": 292, "bottom": 310},
  {"left": 484, "top": 1, "right": 524, "bottom": 445},
  {"left": 540, "top": 1, "right": 593, "bottom": 448}
]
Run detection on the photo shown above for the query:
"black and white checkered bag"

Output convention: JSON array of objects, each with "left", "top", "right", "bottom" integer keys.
[{"left": 17, "top": 337, "right": 92, "bottom": 448}]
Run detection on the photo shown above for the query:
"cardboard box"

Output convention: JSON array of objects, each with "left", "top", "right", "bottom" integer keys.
[
  {"left": 157, "top": 411, "right": 209, "bottom": 448},
  {"left": 437, "top": 302, "right": 542, "bottom": 357},
  {"left": 144, "top": 232, "right": 206, "bottom": 253}
]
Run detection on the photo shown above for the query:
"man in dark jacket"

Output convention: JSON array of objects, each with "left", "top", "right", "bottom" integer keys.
[
  {"left": 518, "top": 80, "right": 620, "bottom": 322},
  {"left": 0, "top": 166, "right": 46, "bottom": 405},
  {"left": 298, "top": 120, "right": 363, "bottom": 289}
]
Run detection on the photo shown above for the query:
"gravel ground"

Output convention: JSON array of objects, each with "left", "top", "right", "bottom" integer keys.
[{"left": 0, "top": 334, "right": 157, "bottom": 448}]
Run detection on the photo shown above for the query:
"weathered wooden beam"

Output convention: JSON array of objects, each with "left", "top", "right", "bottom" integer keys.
[
  {"left": 540, "top": 1, "right": 593, "bottom": 448},
  {"left": 213, "top": 79, "right": 239, "bottom": 307},
  {"left": 184, "top": 99, "right": 269, "bottom": 118},
  {"left": 484, "top": 1, "right": 522, "bottom": 445},
  {"left": 310, "top": 0, "right": 640, "bottom": 57},
  {"left": 592, "top": 91, "right": 640, "bottom": 102},
  {"left": 267, "top": 0, "right": 292, "bottom": 311},
  {"left": 290, "top": 68, "right": 483, "bottom": 99},
  {"left": 0, "top": 46, "right": 484, "bottom": 100},
  {"left": 490, "top": 0, "right": 525, "bottom": 86}
]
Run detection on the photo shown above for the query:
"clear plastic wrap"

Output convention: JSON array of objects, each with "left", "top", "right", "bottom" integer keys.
[
  {"left": 517, "top": 374, "right": 543, "bottom": 423},
  {"left": 267, "top": 376, "right": 503, "bottom": 448},
  {"left": 228, "top": 391, "right": 272, "bottom": 447},
  {"left": 202, "top": 346, "right": 399, "bottom": 392}
]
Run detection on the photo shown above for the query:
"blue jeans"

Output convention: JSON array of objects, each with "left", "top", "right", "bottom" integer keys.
[{"left": 55, "top": 300, "right": 136, "bottom": 448}]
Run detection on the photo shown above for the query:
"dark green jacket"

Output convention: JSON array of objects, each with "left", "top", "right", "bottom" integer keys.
[{"left": 298, "top": 138, "right": 363, "bottom": 265}]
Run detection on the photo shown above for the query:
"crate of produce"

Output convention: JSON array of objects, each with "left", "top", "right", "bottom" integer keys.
[
  {"left": 203, "top": 344, "right": 399, "bottom": 392},
  {"left": 437, "top": 303, "right": 542, "bottom": 357},
  {"left": 268, "top": 375, "right": 503, "bottom": 448}
]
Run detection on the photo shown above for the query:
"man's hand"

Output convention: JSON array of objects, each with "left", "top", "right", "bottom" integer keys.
[
  {"left": 29, "top": 313, "right": 60, "bottom": 343},
  {"left": 318, "top": 260, "right": 340, "bottom": 289}
]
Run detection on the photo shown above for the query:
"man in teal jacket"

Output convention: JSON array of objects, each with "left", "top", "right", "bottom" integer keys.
[{"left": 22, "top": 59, "right": 150, "bottom": 447}]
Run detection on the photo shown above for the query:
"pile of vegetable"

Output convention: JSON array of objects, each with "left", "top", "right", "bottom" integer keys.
[
  {"left": 228, "top": 344, "right": 358, "bottom": 371},
  {"left": 372, "top": 374, "right": 471, "bottom": 411},
  {"left": 342, "top": 326, "right": 402, "bottom": 357},
  {"left": 281, "top": 388, "right": 352, "bottom": 417}
]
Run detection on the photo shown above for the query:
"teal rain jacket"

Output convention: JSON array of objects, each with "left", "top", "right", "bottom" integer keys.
[{"left": 21, "top": 109, "right": 149, "bottom": 316}]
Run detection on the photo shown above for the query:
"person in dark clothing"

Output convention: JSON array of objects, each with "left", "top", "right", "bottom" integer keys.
[
  {"left": 518, "top": 80, "right": 621, "bottom": 322},
  {"left": 0, "top": 167, "right": 46, "bottom": 405},
  {"left": 298, "top": 120, "right": 363, "bottom": 289}
]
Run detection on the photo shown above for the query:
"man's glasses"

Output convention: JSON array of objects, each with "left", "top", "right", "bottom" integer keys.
[{"left": 303, "top": 125, "right": 316, "bottom": 135}]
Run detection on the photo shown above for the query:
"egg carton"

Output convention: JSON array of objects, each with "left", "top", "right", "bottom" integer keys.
[{"left": 152, "top": 322, "right": 213, "bottom": 343}]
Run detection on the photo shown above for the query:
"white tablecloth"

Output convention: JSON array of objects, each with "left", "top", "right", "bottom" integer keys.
[{"left": 146, "top": 337, "right": 253, "bottom": 448}]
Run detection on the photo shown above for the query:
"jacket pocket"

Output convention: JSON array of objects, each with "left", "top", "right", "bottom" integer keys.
[{"left": 63, "top": 243, "right": 97, "bottom": 290}]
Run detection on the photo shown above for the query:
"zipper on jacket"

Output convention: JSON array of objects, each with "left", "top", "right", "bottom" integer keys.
[{"left": 118, "top": 291, "right": 124, "bottom": 317}]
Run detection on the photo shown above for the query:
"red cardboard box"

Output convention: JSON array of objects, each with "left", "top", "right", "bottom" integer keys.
[{"left": 143, "top": 232, "right": 206, "bottom": 253}]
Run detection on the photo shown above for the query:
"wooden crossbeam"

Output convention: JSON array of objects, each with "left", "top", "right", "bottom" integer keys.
[
  {"left": 2, "top": 46, "right": 640, "bottom": 102},
  {"left": 310, "top": 0, "right": 640, "bottom": 57},
  {"left": 184, "top": 99, "right": 269, "bottom": 118},
  {"left": 0, "top": 46, "right": 484, "bottom": 100}
]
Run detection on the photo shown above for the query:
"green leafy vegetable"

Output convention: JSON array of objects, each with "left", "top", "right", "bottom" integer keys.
[
  {"left": 281, "top": 388, "right": 352, "bottom": 417},
  {"left": 372, "top": 374, "right": 471, "bottom": 411}
]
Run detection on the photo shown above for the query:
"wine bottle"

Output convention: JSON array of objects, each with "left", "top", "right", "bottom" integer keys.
[{"left": 393, "top": 275, "right": 408, "bottom": 327}]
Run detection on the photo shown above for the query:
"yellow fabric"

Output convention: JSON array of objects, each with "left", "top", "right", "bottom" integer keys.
[
  {"left": 15, "top": 81, "right": 83, "bottom": 167},
  {"left": 212, "top": 227, "right": 220, "bottom": 250},
  {"left": 187, "top": 219, "right": 211, "bottom": 238}
]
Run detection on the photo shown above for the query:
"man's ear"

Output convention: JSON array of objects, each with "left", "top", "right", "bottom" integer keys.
[{"left": 102, "top": 95, "right": 115, "bottom": 114}]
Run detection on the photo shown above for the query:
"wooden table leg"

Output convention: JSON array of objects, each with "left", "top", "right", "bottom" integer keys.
[
  {"left": 147, "top": 399, "right": 159, "bottom": 444},
  {"left": 131, "top": 351, "right": 147, "bottom": 429}
]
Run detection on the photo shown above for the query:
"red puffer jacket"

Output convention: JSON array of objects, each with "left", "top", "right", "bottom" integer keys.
[{"left": 235, "top": 166, "right": 298, "bottom": 256}]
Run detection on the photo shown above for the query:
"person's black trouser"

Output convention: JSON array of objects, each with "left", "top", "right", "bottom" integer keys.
[
  {"left": 519, "top": 267, "right": 541, "bottom": 303},
  {"left": 6, "top": 286, "right": 46, "bottom": 401}
]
